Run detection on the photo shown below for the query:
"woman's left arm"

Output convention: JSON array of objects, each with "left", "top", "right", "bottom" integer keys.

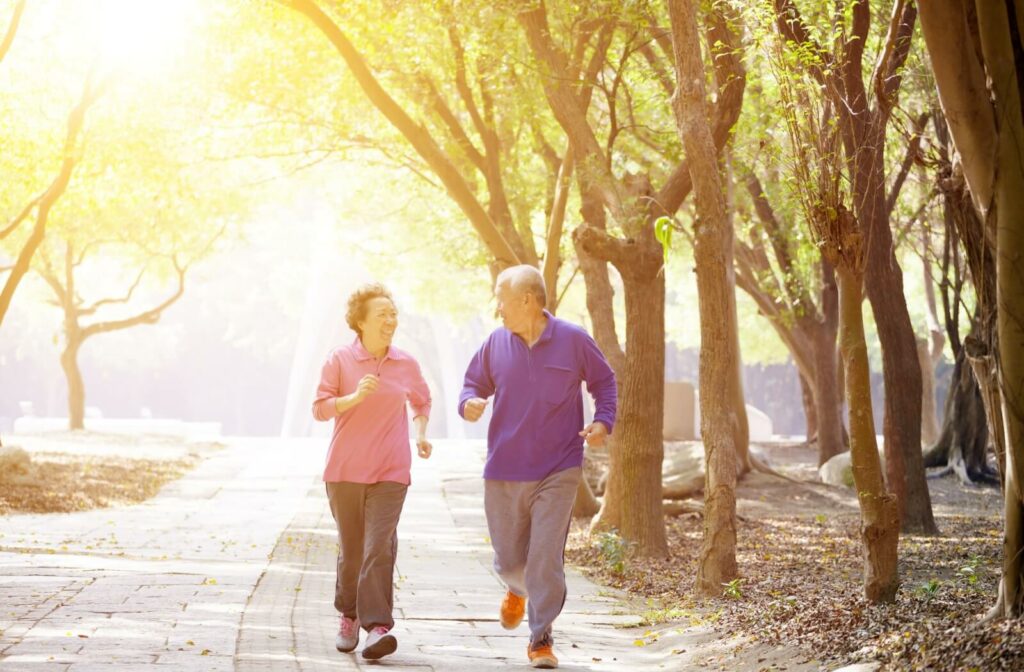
[{"left": 409, "top": 361, "right": 433, "bottom": 458}]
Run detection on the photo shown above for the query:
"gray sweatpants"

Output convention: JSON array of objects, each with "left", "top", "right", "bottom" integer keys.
[
  {"left": 483, "top": 466, "right": 581, "bottom": 644},
  {"left": 325, "top": 480, "right": 408, "bottom": 631}
]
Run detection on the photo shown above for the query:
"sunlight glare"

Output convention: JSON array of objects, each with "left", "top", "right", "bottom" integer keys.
[{"left": 96, "top": 0, "right": 199, "bottom": 74}]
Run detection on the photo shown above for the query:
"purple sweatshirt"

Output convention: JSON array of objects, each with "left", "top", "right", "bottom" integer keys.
[{"left": 458, "top": 311, "right": 618, "bottom": 480}]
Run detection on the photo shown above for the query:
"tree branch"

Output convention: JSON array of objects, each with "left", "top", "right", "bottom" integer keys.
[
  {"left": 0, "top": 70, "right": 111, "bottom": 328},
  {"left": 772, "top": 0, "right": 830, "bottom": 85},
  {"left": 77, "top": 265, "right": 150, "bottom": 317},
  {"left": 886, "top": 111, "right": 928, "bottom": 216},
  {"left": 0, "top": 0, "right": 26, "bottom": 66},
  {"left": 280, "top": 0, "right": 520, "bottom": 268},
  {"left": 424, "top": 78, "right": 486, "bottom": 173},
  {"left": 0, "top": 194, "right": 43, "bottom": 241},
  {"left": 652, "top": 2, "right": 746, "bottom": 216},
  {"left": 543, "top": 144, "right": 573, "bottom": 305},
  {"left": 872, "top": 0, "right": 917, "bottom": 120},
  {"left": 637, "top": 40, "right": 675, "bottom": 99},
  {"left": 80, "top": 259, "right": 187, "bottom": 340},
  {"left": 517, "top": 1, "right": 624, "bottom": 219}
]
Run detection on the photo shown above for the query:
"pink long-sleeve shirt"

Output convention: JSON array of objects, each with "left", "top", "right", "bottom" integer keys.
[{"left": 312, "top": 338, "right": 432, "bottom": 484}]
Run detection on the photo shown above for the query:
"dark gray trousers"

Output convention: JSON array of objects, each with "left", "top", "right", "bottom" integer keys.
[
  {"left": 325, "top": 480, "right": 408, "bottom": 631},
  {"left": 484, "top": 466, "right": 581, "bottom": 644}
]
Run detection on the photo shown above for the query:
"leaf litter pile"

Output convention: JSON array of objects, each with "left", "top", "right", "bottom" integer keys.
[
  {"left": 567, "top": 448, "right": 1019, "bottom": 671},
  {"left": 0, "top": 449, "right": 202, "bottom": 514}
]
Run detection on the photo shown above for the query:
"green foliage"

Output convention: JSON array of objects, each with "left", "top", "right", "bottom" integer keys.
[
  {"left": 722, "top": 577, "right": 744, "bottom": 599},
  {"left": 914, "top": 578, "right": 942, "bottom": 601},
  {"left": 957, "top": 555, "right": 983, "bottom": 587},
  {"left": 654, "top": 216, "right": 674, "bottom": 263},
  {"left": 595, "top": 530, "right": 630, "bottom": 575}
]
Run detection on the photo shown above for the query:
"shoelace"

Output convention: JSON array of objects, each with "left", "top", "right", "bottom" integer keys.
[{"left": 531, "top": 634, "right": 553, "bottom": 651}]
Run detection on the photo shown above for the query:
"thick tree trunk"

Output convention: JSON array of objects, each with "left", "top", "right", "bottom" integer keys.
[
  {"left": 814, "top": 259, "right": 845, "bottom": 466},
  {"left": 975, "top": 0, "right": 1024, "bottom": 618},
  {"left": 837, "top": 264, "right": 900, "bottom": 603},
  {"left": 60, "top": 337, "right": 85, "bottom": 431},
  {"left": 669, "top": 0, "right": 741, "bottom": 596},
  {"left": 924, "top": 346, "right": 994, "bottom": 484},
  {"left": 857, "top": 133, "right": 937, "bottom": 534},
  {"left": 591, "top": 272, "right": 668, "bottom": 555}
]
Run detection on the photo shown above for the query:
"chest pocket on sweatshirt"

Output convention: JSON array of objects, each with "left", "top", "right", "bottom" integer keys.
[{"left": 542, "top": 364, "right": 577, "bottom": 405}]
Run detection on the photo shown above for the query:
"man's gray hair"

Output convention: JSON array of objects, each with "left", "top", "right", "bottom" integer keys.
[{"left": 496, "top": 264, "right": 547, "bottom": 308}]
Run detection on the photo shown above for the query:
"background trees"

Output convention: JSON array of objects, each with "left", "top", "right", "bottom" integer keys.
[{"left": 3, "top": 0, "right": 1023, "bottom": 631}]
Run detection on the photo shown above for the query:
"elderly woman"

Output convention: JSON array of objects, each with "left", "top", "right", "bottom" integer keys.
[{"left": 312, "top": 282, "right": 432, "bottom": 660}]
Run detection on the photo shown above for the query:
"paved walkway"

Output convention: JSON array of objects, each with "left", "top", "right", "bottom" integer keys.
[{"left": 1, "top": 437, "right": 814, "bottom": 671}]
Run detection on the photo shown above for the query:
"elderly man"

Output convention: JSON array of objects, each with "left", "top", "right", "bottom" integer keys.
[{"left": 459, "top": 264, "right": 617, "bottom": 669}]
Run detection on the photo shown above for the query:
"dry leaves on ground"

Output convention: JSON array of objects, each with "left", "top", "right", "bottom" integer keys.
[
  {"left": 568, "top": 510, "right": 1020, "bottom": 671},
  {"left": 0, "top": 451, "right": 200, "bottom": 514}
]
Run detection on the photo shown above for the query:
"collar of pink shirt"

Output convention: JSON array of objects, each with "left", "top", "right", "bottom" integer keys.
[{"left": 350, "top": 336, "right": 411, "bottom": 363}]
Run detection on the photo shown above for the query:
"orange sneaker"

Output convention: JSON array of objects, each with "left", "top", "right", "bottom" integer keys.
[
  {"left": 499, "top": 590, "right": 526, "bottom": 630},
  {"left": 527, "top": 635, "right": 558, "bottom": 669}
]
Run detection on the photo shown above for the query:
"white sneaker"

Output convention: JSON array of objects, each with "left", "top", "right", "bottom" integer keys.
[
  {"left": 361, "top": 625, "right": 397, "bottom": 659},
  {"left": 335, "top": 615, "right": 359, "bottom": 653}
]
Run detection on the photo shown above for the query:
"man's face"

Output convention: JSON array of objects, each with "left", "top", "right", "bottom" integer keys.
[{"left": 494, "top": 281, "right": 529, "bottom": 332}]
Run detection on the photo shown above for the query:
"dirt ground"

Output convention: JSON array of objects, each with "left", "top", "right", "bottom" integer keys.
[
  {"left": 0, "top": 432, "right": 220, "bottom": 514},
  {"left": 567, "top": 441, "right": 1017, "bottom": 671}
]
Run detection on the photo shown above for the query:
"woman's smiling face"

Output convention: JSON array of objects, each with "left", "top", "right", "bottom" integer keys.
[{"left": 359, "top": 296, "right": 399, "bottom": 348}]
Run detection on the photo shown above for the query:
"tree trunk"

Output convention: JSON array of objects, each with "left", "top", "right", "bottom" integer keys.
[
  {"left": 573, "top": 184, "right": 626, "bottom": 375},
  {"left": 918, "top": 337, "right": 941, "bottom": 446},
  {"left": 588, "top": 264, "right": 667, "bottom": 555},
  {"left": 837, "top": 264, "right": 900, "bottom": 603},
  {"left": 857, "top": 130, "right": 938, "bottom": 534},
  {"left": 668, "top": 0, "right": 740, "bottom": 596},
  {"left": 921, "top": 229, "right": 946, "bottom": 447},
  {"left": 572, "top": 472, "right": 601, "bottom": 519},
  {"left": 975, "top": 0, "right": 1024, "bottom": 618},
  {"left": 965, "top": 333, "right": 1007, "bottom": 482},
  {"left": 814, "top": 258, "right": 845, "bottom": 466},
  {"left": 598, "top": 272, "right": 667, "bottom": 555},
  {"left": 924, "top": 346, "right": 993, "bottom": 484},
  {"left": 60, "top": 337, "right": 85, "bottom": 431},
  {"left": 729, "top": 273, "right": 751, "bottom": 474},
  {"left": 799, "top": 372, "right": 818, "bottom": 443}
]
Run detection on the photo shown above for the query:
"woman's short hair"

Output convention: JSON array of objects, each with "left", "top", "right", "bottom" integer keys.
[{"left": 346, "top": 283, "right": 394, "bottom": 336}]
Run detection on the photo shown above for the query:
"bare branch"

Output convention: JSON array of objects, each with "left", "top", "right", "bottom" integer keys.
[
  {"left": 80, "top": 259, "right": 188, "bottom": 340},
  {"left": 886, "top": 111, "right": 928, "bottom": 216},
  {"left": 77, "top": 265, "right": 151, "bottom": 317}
]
